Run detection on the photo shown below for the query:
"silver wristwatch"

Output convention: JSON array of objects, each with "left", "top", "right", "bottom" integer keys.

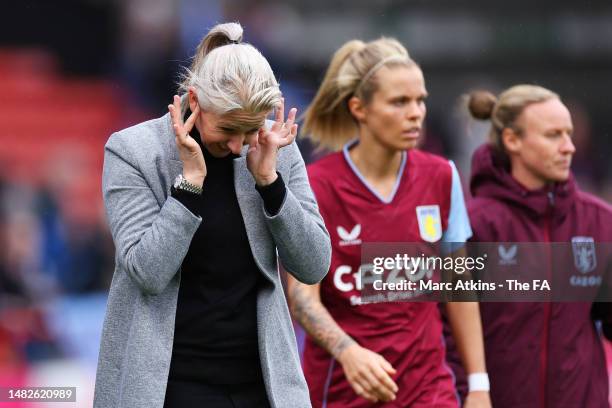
[{"left": 173, "top": 174, "right": 203, "bottom": 195}]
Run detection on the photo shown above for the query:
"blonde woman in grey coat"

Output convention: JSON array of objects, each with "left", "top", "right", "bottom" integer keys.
[{"left": 93, "top": 22, "right": 331, "bottom": 408}]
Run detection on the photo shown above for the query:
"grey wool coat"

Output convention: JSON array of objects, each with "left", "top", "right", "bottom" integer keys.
[{"left": 93, "top": 112, "right": 331, "bottom": 408}]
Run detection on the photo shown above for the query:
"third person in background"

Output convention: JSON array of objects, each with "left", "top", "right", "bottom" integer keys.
[{"left": 446, "top": 85, "right": 612, "bottom": 408}]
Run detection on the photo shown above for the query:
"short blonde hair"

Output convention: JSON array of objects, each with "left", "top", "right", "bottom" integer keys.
[
  {"left": 302, "top": 37, "right": 415, "bottom": 151},
  {"left": 179, "top": 22, "right": 281, "bottom": 119}
]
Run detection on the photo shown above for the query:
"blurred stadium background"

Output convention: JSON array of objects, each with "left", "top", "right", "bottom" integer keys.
[{"left": 0, "top": 1, "right": 611, "bottom": 406}]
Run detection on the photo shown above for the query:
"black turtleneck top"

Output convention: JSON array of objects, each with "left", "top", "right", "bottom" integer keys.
[{"left": 168, "top": 118, "right": 286, "bottom": 384}]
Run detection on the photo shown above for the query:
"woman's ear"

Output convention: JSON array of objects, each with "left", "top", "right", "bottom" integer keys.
[
  {"left": 348, "top": 96, "right": 366, "bottom": 123},
  {"left": 502, "top": 127, "right": 522, "bottom": 155},
  {"left": 188, "top": 86, "right": 199, "bottom": 112}
]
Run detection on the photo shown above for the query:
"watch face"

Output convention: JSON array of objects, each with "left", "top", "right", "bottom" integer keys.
[{"left": 173, "top": 174, "right": 183, "bottom": 189}]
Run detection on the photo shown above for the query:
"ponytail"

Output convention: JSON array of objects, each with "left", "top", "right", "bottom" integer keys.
[
  {"left": 189, "top": 22, "right": 243, "bottom": 74},
  {"left": 302, "top": 40, "right": 366, "bottom": 151},
  {"left": 302, "top": 37, "right": 413, "bottom": 151}
]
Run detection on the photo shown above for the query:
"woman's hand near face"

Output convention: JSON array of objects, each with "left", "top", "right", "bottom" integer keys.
[
  {"left": 246, "top": 98, "right": 298, "bottom": 186},
  {"left": 168, "top": 95, "right": 206, "bottom": 187}
]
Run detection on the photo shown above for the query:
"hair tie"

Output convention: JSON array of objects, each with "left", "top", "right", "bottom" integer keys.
[{"left": 229, "top": 39, "right": 239, "bottom": 44}]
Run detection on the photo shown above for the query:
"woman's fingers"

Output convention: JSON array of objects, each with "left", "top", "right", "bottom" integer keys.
[
  {"left": 184, "top": 103, "right": 199, "bottom": 134},
  {"left": 277, "top": 106, "right": 296, "bottom": 137},
  {"left": 274, "top": 97, "right": 285, "bottom": 126},
  {"left": 285, "top": 107, "right": 296, "bottom": 130},
  {"left": 275, "top": 124, "right": 297, "bottom": 148},
  {"left": 287, "top": 123, "right": 298, "bottom": 143},
  {"left": 264, "top": 103, "right": 298, "bottom": 150},
  {"left": 250, "top": 130, "right": 261, "bottom": 149},
  {"left": 168, "top": 104, "right": 179, "bottom": 130},
  {"left": 380, "top": 357, "right": 397, "bottom": 376},
  {"left": 372, "top": 363, "right": 398, "bottom": 395},
  {"left": 168, "top": 95, "right": 186, "bottom": 141},
  {"left": 173, "top": 125, "right": 183, "bottom": 143},
  {"left": 169, "top": 95, "right": 202, "bottom": 149},
  {"left": 256, "top": 131, "right": 267, "bottom": 147},
  {"left": 351, "top": 356, "right": 397, "bottom": 402},
  {"left": 351, "top": 379, "right": 378, "bottom": 403},
  {"left": 358, "top": 368, "right": 394, "bottom": 401},
  {"left": 172, "top": 95, "right": 183, "bottom": 126}
]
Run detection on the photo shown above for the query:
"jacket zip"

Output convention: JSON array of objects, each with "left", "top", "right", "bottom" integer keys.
[{"left": 540, "top": 191, "right": 554, "bottom": 408}]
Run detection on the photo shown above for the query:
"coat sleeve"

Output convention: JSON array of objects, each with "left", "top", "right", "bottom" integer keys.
[
  {"left": 102, "top": 133, "right": 202, "bottom": 295},
  {"left": 262, "top": 142, "right": 331, "bottom": 284}
]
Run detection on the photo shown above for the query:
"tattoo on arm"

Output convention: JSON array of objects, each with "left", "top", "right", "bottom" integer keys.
[{"left": 289, "top": 283, "right": 356, "bottom": 359}]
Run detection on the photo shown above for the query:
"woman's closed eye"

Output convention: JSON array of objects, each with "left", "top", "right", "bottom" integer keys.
[
  {"left": 218, "top": 126, "right": 261, "bottom": 135},
  {"left": 219, "top": 126, "right": 238, "bottom": 134},
  {"left": 546, "top": 129, "right": 573, "bottom": 139}
]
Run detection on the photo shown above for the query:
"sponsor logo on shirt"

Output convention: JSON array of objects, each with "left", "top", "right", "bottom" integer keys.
[
  {"left": 332, "top": 263, "right": 432, "bottom": 305},
  {"left": 416, "top": 205, "right": 442, "bottom": 243},
  {"left": 333, "top": 265, "right": 361, "bottom": 293},
  {"left": 337, "top": 224, "right": 362, "bottom": 246},
  {"left": 498, "top": 244, "right": 518, "bottom": 266}
]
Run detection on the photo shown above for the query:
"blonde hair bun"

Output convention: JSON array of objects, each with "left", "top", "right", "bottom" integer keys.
[{"left": 468, "top": 90, "right": 497, "bottom": 120}]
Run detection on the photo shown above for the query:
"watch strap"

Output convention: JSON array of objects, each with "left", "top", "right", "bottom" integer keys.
[{"left": 175, "top": 174, "right": 203, "bottom": 195}]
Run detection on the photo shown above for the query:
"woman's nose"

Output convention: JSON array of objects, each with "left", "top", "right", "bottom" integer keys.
[
  {"left": 405, "top": 101, "right": 423, "bottom": 121},
  {"left": 560, "top": 134, "right": 576, "bottom": 155},
  {"left": 227, "top": 137, "right": 245, "bottom": 154}
]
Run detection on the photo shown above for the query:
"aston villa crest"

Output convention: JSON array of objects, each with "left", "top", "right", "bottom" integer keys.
[
  {"left": 571, "top": 236, "right": 597, "bottom": 274},
  {"left": 416, "top": 205, "right": 442, "bottom": 243}
]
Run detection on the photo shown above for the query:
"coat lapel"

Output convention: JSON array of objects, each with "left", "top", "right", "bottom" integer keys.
[{"left": 233, "top": 150, "right": 276, "bottom": 283}]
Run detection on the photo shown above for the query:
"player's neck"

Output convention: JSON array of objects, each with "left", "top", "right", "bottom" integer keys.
[
  {"left": 510, "top": 161, "right": 549, "bottom": 191},
  {"left": 349, "top": 137, "right": 403, "bottom": 181}
]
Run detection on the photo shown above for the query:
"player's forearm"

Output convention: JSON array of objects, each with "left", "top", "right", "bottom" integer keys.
[
  {"left": 445, "top": 301, "right": 487, "bottom": 374},
  {"left": 288, "top": 282, "right": 356, "bottom": 359}
]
